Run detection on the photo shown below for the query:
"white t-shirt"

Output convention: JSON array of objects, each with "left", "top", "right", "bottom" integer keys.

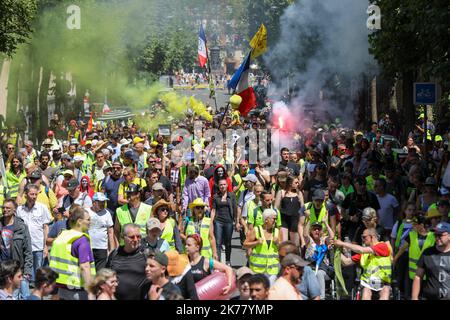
[
  {"left": 376, "top": 193, "right": 399, "bottom": 230},
  {"left": 16, "top": 202, "right": 52, "bottom": 252},
  {"left": 87, "top": 208, "right": 113, "bottom": 250}
]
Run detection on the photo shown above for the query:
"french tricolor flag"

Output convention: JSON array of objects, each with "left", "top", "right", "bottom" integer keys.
[
  {"left": 198, "top": 25, "right": 208, "bottom": 68},
  {"left": 227, "top": 52, "right": 257, "bottom": 116}
]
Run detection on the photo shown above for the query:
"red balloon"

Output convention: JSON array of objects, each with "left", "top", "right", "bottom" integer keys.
[{"left": 195, "top": 271, "right": 237, "bottom": 300}]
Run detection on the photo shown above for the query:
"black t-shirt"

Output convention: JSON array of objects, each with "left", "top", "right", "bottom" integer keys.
[
  {"left": 279, "top": 161, "right": 300, "bottom": 176},
  {"left": 141, "top": 280, "right": 182, "bottom": 300},
  {"left": 212, "top": 193, "right": 236, "bottom": 224},
  {"left": 417, "top": 246, "right": 450, "bottom": 300},
  {"left": 106, "top": 247, "right": 149, "bottom": 300},
  {"left": 303, "top": 178, "right": 327, "bottom": 202},
  {"left": 342, "top": 191, "right": 380, "bottom": 216}
]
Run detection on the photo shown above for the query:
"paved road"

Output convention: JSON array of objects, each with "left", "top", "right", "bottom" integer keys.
[{"left": 217, "top": 231, "right": 247, "bottom": 269}]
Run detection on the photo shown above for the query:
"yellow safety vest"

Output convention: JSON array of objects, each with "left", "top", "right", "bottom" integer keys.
[
  {"left": 185, "top": 217, "right": 212, "bottom": 258},
  {"left": 360, "top": 242, "right": 392, "bottom": 284},
  {"left": 249, "top": 226, "right": 280, "bottom": 275},
  {"left": 49, "top": 229, "right": 96, "bottom": 289},
  {"left": 250, "top": 206, "right": 282, "bottom": 229},
  {"left": 5, "top": 170, "right": 26, "bottom": 199},
  {"left": 233, "top": 171, "right": 249, "bottom": 201},
  {"left": 305, "top": 202, "right": 327, "bottom": 230},
  {"left": 161, "top": 217, "right": 176, "bottom": 250},
  {"left": 0, "top": 184, "right": 5, "bottom": 216},
  {"left": 408, "top": 231, "right": 435, "bottom": 280},
  {"left": 116, "top": 202, "right": 152, "bottom": 245}
]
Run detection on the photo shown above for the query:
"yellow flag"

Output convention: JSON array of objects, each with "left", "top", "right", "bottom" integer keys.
[{"left": 249, "top": 24, "right": 267, "bottom": 59}]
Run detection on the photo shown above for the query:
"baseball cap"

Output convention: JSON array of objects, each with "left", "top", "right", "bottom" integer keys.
[
  {"left": 51, "top": 145, "right": 61, "bottom": 151},
  {"left": 312, "top": 189, "right": 326, "bottom": 200},
  {"left": 153, "top": 252, "right": 169, "bottom": 267},
  {"left": 42, "top": 138, "right": 53, "bottom": 146},
  {"left": 70, "top": 138, "right": 79, "bottom": 145},
  {"left": 120, "top": 138, "right": 131, "bottom": 145},
  {"left": 47, "top": 130, "right": 54, "bottom": 136},
  {"left": 242, "top": 174, "right": 258, "bottom": 184},
  {"left": 146, "top": 218, "right": 162, "bottom": 231},
  {"left": 281, "top": 254, "right": 309, "bottom": 268},
  {"left": 61, "top": 154, "right": 72, "bottom": 161},
  {"left": 235, "top": 266, "right": 254, "bottom": 280},
  {"left": 67, "top": 178, "right": 79, "bottom": 190},
  {"left": 125, "top": 184, "right": 141, "bottom": 194},
  {"left": 73, "top": 155, "right": 86, "bottom": 162},
  {"left": 426, "top": 207, "right": 442, "bottom": 219},
  {"left": 311, "top": 221, "right": 323, "bottom": 229},
  {"left": 85, "top": 140, "right": 92, "bottom": 146},
  {"left": 434, "top": 222, "right": 450, "bottom": 234},
  {"left": 93, "top": 192, "right": 109, "bottom": 201},
  {"left": 133, "top": 136, "right": 144, "bottom": 144},
  {"left": 165, "top": 250, "right": 189, "bottom": 277},
  {"left": 62, "top": 169, "right": 74, "bottom": 176},
  {"left": 425, "top": 177, "right": 437, "bottom": 186},
  {"left": 124, "top": 150, "right": 138, "bottom": 161},
  {"left": 30, "top": 170, "right": 42, "bottom": 179},
  {"left": 152, "top": 182, "right": 165, "bottom": 191}
]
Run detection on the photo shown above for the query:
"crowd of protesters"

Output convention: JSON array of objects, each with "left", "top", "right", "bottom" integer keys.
[{"left": 0, "top": 98, "right": 449, "bottom": 301}]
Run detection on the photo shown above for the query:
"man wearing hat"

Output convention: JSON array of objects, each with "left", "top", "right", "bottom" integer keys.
[
  {"left": 41, "top": 138, "right": 53, "bottom": 153},
  {"left": 412, "top": 222, "right": 450, "bottom": 300},
  {"left": 114, "top": 184, "right": 152, "bottom": 246},
  {"left": 58, "top": 178, "right": 93, "bottom": 215},
  {"left": 88, "top": 192, "right": 115, "bottom": 271},
  {"left": 141, "top": 218, "right": 170, "bottom": 254},
  {"left": 17, "top": 169, "right": 57, "bottom": 214},
  {"left": 144, "top": 251, "right": 182, "bottom": 300},
  {"left": 133, "top": 137, "right": 147, "bottom": 177},
  {"left": 89, "top": 150, "right": 112, "bottom": 188},
  {"left": 184, "top": 198, "right": 217, "bottom": 259},
  {"left": 268, "top": 254, "right": 307, "bottom": 300}
]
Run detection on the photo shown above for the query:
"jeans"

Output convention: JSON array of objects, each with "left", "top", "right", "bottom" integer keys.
[
  {"left": 316, "top": 269, "right": 331, "bottom": 300},
  {"left": 213, "top": 220, "right": 233, "bottom": 262},
  {"left": 13, "top": 279, "right": 30, "bottom": 300},
  {"left": 32, "top": 251, "right": 44, "bottom": 282}
]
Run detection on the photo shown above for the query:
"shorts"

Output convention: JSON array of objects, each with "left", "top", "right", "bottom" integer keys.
[{"left": 281, "top": 213, "right": 299, "bottom": 232}]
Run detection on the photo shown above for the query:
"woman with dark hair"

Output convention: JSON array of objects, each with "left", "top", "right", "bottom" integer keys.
[
  {"left": 275, "top": 175, "right": 304, "bottom": 244},
  {"left": 210, "top": 179, "right": 237, "bottom": 266},
  {"left": 208, "top": 165, "right": 232, "bottom": 205},
  {"left": 5, "top": 155, "right": 26, "bottom": 200}
]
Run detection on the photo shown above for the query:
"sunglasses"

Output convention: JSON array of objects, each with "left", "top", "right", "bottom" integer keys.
[{"left": 126, "top": 235, "right": 141, "bottom": 240}]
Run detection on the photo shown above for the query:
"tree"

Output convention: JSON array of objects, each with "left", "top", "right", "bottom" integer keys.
[
  {"left": 368, "top": 0, "right": 450, "bottom": 135},
  {"left": 0, "top": 0, "right": 37, "bottom": 56}
]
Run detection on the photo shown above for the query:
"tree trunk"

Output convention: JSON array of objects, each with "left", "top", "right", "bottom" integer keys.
[
  {"left": 401, "top": 71, "right": 415, "bottom": 141},
  {"left": 38, "top": 68, "right": 51, "bottom": 145},
  {"left": 371, "top": 76, "right": 378, "bottom": 123}
]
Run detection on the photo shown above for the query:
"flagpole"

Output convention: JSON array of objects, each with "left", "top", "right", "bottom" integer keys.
[{"left": 204, "top": 35, "right": 219, "bottom": 112}]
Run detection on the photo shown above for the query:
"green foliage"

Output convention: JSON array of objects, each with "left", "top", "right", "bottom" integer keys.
[
  {"left": 368, "top": 0, "right": 450, "bottom": 86},
  {"left": 0, "top": 0, "right": 37, "bottom": 56}
]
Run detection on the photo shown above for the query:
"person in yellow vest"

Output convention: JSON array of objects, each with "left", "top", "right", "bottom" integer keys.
[
  {"left": 182, "top": 198, "right": 217, "bottom": 259},
  {"left": 24, "top": 141, "right": 39, "bottom": 166},
  {"left": 248, "top": 191, "right": 282, "bottom": 233},
  {"left": 244, "top": 209, "right": 283, "bottom": 285},
  {"left": 0, "top": 171, "right": 7, "bottom": 216},
  {"left": 334, "top": 227, "right": 393, "bottom": 300},
  {"left": 113, "top": 184, "right": 152, "bottom": 246},
  {"left": 232, "top": 160, "right": 249, "bottom": 201},
  {"left": 393, "top": 215, "right": 435, "bottom": 298},
  {"left": 5, "top": 155, "right": 26, "bottom": 200},
  {"left": 152, "top": 199, "right": 182, "bottom": 252},
  {"left": 298, "top": 189, "right": 329, "bottom": 250},
  {"left": 49, "top": 206, "right": 96, "bottom": 300},
  {"left": 117, "top": 167, "right": 146, "bottom": 206}
]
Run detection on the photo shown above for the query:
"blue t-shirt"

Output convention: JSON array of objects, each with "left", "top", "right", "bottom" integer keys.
[
  {"left": 26, "top": 294, "right": 41, "bottom": 300},
  {"left": 48, "top": 220, "right": 67, "bottom": 239},
  {"left": 0, "top": 225, "right": 14, "bottom": 261},
  {"left": 102, "top": 176, "right": 124, "bottom": 212},
  {"left": 297, "top": 266, "right": 321, "bottom": 300}
]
